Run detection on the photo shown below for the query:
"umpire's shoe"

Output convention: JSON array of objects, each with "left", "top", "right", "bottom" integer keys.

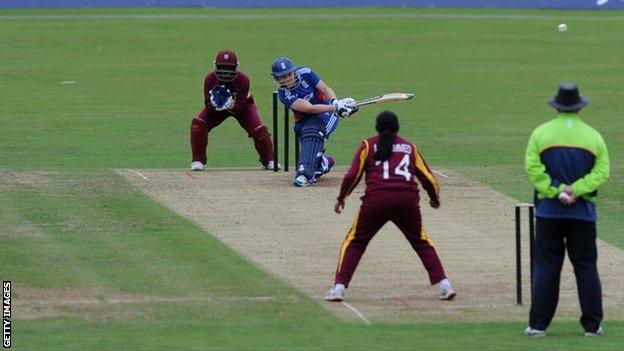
[
  {"left": 524, "top": 326, "right": 546, "bottom": 337},
  {"left": 585, "top": 326, "right": 603, "bottom": 337}
]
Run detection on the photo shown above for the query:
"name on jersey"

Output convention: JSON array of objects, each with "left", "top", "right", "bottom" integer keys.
[{"left": 373, "top": 143, "right": 412, "bottom": 153}]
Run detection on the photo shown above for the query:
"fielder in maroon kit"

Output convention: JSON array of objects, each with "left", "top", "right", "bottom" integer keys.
[
  {"left": 325, "top": 111, "right": 456, "bottom": 302},
  {"left": 190, "top": 50, "right": 276, "bottom": 171}
]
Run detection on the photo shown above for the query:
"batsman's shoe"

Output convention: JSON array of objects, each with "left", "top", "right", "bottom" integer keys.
[
  {"left": 524, "top": 326, "right": 546, "bottom": 337},
  {"left": 264, "top": 160, "right": 282, "bottom": 170},
  {"left": 585, "top": 326, "right": 603, "bottom": 337},
  {"left": 437, "top": 278, "right": 456, "bottom": 301},
  {"left": 293, "top": 175, "right": 310, "bottom": 187},
  {"left": 324, "top": 284, "right": 346, "bottom": 302},
  {"left": 190, "top": 161, "right": 205, "bottom": 171}
]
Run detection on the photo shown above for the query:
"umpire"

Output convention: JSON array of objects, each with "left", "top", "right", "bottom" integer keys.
[{"left": 524, "top": 83, "right": 610, "bottom": 337}]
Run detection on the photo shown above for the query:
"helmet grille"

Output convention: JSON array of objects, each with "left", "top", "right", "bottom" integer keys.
[{"left": 215, "top": 64, "right": 238, "bottom": 82}]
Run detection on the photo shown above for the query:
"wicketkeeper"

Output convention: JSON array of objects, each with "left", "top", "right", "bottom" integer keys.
[{"left": 190, "top": 50, "right": 276, "bottom": 171}]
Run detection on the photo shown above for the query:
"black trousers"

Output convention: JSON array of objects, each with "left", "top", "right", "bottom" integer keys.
[{"left": 529, "top": 217, "right": 603, "bottom": 332}]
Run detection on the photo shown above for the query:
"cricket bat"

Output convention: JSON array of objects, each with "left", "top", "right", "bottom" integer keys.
[{"left": 354, "top": 93, "right": 414, "bottom": 107}]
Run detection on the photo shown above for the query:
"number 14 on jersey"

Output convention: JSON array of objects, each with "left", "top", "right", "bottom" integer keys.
[{"left": 376, "top": 154, "right": 411, "bottom": 181}]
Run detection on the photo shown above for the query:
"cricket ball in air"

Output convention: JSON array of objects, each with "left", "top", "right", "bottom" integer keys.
[{"left": 558, "top": 23, "right": 568, "bottom": 33}]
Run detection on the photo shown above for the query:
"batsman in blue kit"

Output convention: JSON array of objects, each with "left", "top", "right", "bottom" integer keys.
[{"left": 271, "top": 57, "right": 357, "bottom": 187}]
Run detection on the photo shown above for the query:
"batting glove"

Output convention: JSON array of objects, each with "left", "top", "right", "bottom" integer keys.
[
  {"left": 342, "top": 97, "right": 356, "bottom": 108},
  {"left": 332, "top": 97, "right": 355, "bottom": 111},
  {"left": 341, "top": 106, "right": 359, "bottom": 118},
  {"left": 332, "top": 98, "right": 357, "bottom": 117}
]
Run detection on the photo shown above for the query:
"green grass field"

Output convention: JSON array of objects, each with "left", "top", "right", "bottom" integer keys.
[{"left": 1, "top": 7, "right": 623, "bottom": 349}]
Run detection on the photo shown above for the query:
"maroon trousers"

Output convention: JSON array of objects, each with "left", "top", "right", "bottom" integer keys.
[
  {"left": 334, "top": 192, "right": 447, "bottom": 288},
  {"left": 190, "top": 103, "right": 273, "bottom": 166}
]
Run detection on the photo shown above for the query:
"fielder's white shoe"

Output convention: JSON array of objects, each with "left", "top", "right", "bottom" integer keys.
[
  {"left": 437, "top": 278, "right": 456, "bottom": 301},
  {"left": 585, "top": 326, "right": 603, "bottom": 337},
  {"left": 324, "top": 284, "right": 346, "bottom": 302},
  {"left": 293, "top": 175, "right": 310, "bottom": 187},
  {"left": 524, "top": 326, "right": 546, "bottom": 337},
  {"left": 264, "top": 160, "right": 282, "bottom": 170},
  {"left": 190, "top": 161, "right": 204, "bottom": 171}
]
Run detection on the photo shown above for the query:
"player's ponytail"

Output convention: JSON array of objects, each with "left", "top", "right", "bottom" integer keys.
[{"left": 374, "top": 111, "right": 399, "bottom": 162}]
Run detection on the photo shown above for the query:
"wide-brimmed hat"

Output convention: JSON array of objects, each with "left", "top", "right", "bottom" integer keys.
[{"left": 548, "top": 82, "right": 589, "bottom": 111}]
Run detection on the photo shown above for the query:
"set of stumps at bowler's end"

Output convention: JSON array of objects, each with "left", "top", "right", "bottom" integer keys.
[
  {"left": 272, "top": 91, "right": 299, "bottom": 172},
  {"left": 516, "top": 203, "right": 535, "bottom": 305}
]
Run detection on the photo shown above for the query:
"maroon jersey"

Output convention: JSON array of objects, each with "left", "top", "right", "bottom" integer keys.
[
  {"left": 337, "top": 134, "right": 440, "bottom": 203},
  {"left": 204, "top": 71, "right": 254, "bottom": 113}
]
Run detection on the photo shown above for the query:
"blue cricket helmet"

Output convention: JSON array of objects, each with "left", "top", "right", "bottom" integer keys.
[
  {"left": 271, "top": 57, "right": 296, "bottom": 77},
  {"left": 271, "top": 57, "right": 300, "bottom": 89}
]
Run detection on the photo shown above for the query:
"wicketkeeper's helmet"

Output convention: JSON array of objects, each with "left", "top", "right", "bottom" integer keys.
[{"left": 214, "top": 49, "right": 239, "bottom": 82}]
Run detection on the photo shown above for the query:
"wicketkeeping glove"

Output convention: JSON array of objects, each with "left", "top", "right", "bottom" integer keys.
[{"left": 209, "top": 85, "right": 234, "bottom": 111}]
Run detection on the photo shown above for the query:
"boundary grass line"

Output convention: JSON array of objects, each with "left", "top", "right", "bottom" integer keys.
[{"left": 2, "top": 13, "right": 624, "bottom": 21}]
